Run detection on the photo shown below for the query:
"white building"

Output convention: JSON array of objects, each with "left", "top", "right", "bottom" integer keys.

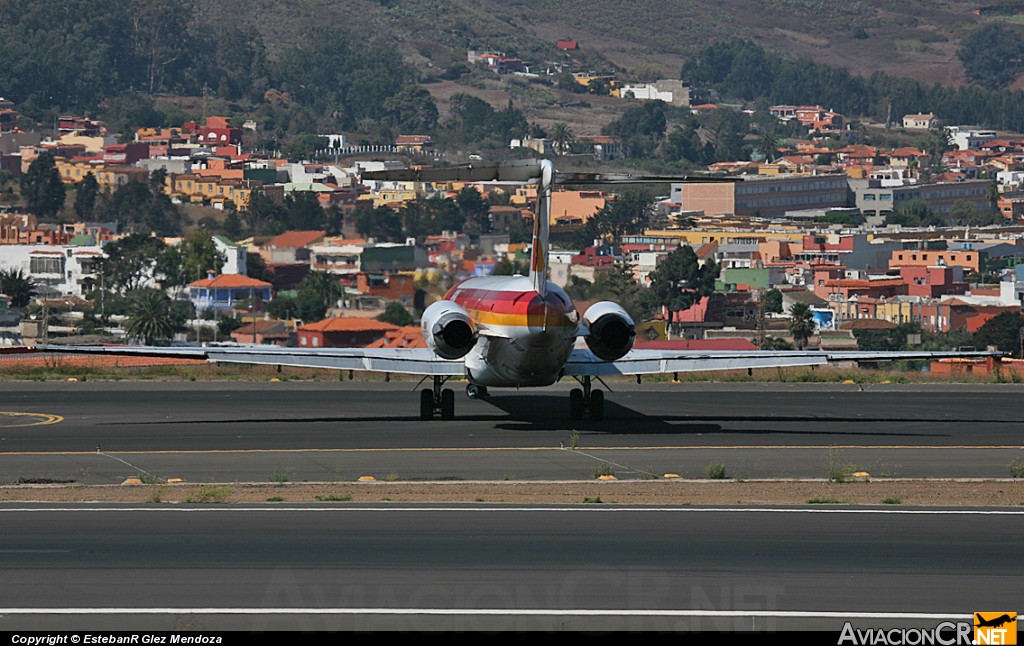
[
  {"left": 617, "top": 80, "right": 690, "bottom": 107},
  {"left": 212, "top": 235, "right": 247, "bottom": 276},
  {"left": 0, "top": 244, "right": 105, "bottom": 298},
  {"left": 947, "top": 126, "right": 996, "bottom": 151},
  {"left": 902, "top": 113, "right": 940, "bottom": 130}
]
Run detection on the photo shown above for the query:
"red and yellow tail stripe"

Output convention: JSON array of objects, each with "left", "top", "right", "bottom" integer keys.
[{"left": 450, "top": 287, "right": 575, "bottom": 328}]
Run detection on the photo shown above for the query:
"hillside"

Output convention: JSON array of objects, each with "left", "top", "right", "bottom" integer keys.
[{"left": 198, "top": 0, "right": 985, "bottom": 87}]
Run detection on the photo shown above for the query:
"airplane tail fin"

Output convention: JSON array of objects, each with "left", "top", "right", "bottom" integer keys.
[{"left": 529, "top": 160, "right": 554, "bottom": 297}]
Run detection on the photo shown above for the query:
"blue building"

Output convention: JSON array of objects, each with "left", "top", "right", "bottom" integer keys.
[{"left": 187, "top": 273, "right": 272, "bottom": 312}]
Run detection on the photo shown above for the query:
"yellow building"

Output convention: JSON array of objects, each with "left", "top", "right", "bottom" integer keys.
[
  {"left": 56, "top": 160, "right": 147, "bottom": 190},
  {"left": 642, "top": 229, "right": 805, "bottom": 245}
]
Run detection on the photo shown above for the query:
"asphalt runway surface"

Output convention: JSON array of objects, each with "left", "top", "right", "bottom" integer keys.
[
  {"left": 0, "top": 382, "right": 1020, "bottom": 632},
  {"left": 0, "top": 504, "right": 1020, "bottom": 631},
  {"left": 0, "top": 381, "right": 1021, "bottom": 482}
]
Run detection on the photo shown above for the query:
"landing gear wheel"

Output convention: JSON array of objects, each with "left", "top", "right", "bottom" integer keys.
[
  {"left": 420, "top": 389, "right": 434, "bottom": 419},
  {"left": 569, "top": 388, "right": 584, "bottom": 420},
  {"left": 440, "top": 388, "right": 456, "bottom": 419},
  {"left": 590, "top": 389, "right": 604, "bottom": 421},
  {"left": 466, "top": 384, "right": 488, "bottom": 399}
]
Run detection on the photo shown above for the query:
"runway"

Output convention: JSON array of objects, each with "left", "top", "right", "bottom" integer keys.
[
  {"left": 0, "top": 504, "right": 1020, "bottom": 631},
  {"left": 0, "top": 381, "right": 1021, "bottom": 483},
  {"left": 0, "top": 381, "right": 1020, "bottom": 632}
]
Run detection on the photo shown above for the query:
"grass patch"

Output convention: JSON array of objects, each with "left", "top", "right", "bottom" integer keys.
[
  {"left": 828, "top": 447, "right": 858, "bottom": 483},
  {"left": 1009, "top": 459, "right": 1024, "bottom": 478},
  {"left": 807, "top": 497, "right": 842, "bottom": 504},
  {"left": 266, "top": 496, "right": 284, "bottom": 502},
  {"left": 569, "top": 430, "right": 580, "bottom": 450},
  {"left": 314, "top": 494, "right": 353, "bottom": 502},
  {"left": 582, "top": 496, "right": 603, "bottom": 504},
  {"left": 383, "top": 472, "right": 401, "bottom": 482},
  {"left": 269, "top": 469, "right": 293, "bottom": 485},
  {"left": 184, "top": 485, "right": 232, "bottom": 504},
  {"left": 592, "top": 463, "right": 615, "bottom": 478},
  {"left": 146, "top": 487, "right": 166, "bottom": 503},
  {"left": 704, "top": 463, "right": 727, "bottom": 480},
  {"left": 881, "top": 497, "right": 902, "bottom": 505}
]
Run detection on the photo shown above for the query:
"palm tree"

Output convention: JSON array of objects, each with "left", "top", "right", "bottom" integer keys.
[
  {"left": 0, "top": 268, "right": 36, "bottom": 308},
  {"left": 549, "top": 122, "right": 575, "bottom": 156},
  {"left": 124, "top": 289, "right": 183, "bottom": 345},
  {"left": 788, "top": 302, "right": 817, "bottom": 350},
  {"left": 301, "top": 271, "right": 345, "bottom": 311},
  {"left": 758, "top": 127, "right": 779, "bottom": 162}
]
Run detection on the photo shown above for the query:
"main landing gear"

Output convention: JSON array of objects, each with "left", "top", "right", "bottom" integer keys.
[
  {"left": 569, "top": 376, "right": 604, "bottom": 421},
  {"left": 420, "top": 376, "right": 455, "bottom": 420}
]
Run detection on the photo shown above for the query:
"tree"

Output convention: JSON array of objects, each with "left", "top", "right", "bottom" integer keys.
[
  {"left": 99, "top": 180, "right": 181, "bottom": 235},
  {"left": 124, "top": 288, "right": 185, "bottom": 345},
  {"left": 159, "top": 231, "right": 227, "bottom": 291},
  {"left": 74, "top": 172, "right": 99, "bottom": 220},
  {"left": 924, "top": 126, "right": 953, "bottom": 170},
  {"left": 593, "top": 261, "right": 647, "bottom": 322},
  {"left": 958, "top": 23, "right": 1024, "bottom": 90},
  {"left": 377, "top": 301, "right": 414, "bottom": 326},
  {"left": 549, "top": 123, "right": 575, "bottom": 155},
  {"left": 382, "top": 84, "right": 438, "bottom": 132},
  {"left": 456, "top": 187, "right": 491, "bottom": 235},
  {"left": 758, "top": 125, "right": 779, "bottom": 162},
  {"left": 284, "top": 192, "right": 326, "bottom": 230},
  {"left": 973, "top": 311, "right": 1024, "bottom": 356},
  {"left": 301, "top": 270, "right": 344, "bottom": 311},
  {"left": 585, "top": 191, "right": 654, "bottom": 244},
  {"left": 788, "top": 302, "right": 816, "bottom": 350},
  {"left": 0, "top": 268, "right": 36, "bottom": 308},
  {"left": 490, "top": 257, "right": 529, "bottom": 276},
  {"left": 950, "top": 201, "right": 1001, "bottom": 227},
  {"left": 643, "top": 246, "right": 719, "bottom": 331},
  {"left": 97, "top": 234, "right": 167, "bottom": 294},
  {"left": 885, "top": 199, "right": 943, "bottom": 228},
  {"left": 763, "top": 288, "right": 783, "bottom": 314},
  {"left": 356, "top": 205, "right": 405, "bottom": 242},
  {"left": 759, "top": 336, "right": 793, "bottom": 350},
  {"left": 20, "top": 153, "right": 65, "bottom": 218}
]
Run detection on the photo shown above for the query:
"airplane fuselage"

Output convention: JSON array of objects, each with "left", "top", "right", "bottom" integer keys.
[{"left": 445, "top": 275, "right": 579, "bottom": 387}]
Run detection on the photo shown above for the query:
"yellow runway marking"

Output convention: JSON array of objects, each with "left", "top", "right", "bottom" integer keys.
[
  {"left": 0, "top": 411, "right": 63, "bottom": 428},
  {"left": 0, "top": 445, "right": 1021, "bottom": 456}
]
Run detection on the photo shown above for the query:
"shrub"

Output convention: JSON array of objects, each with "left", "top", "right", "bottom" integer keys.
[
  {"left": 704, "top": 463, "right": 727, "bottom": 479},
  {"left": 185, "top": 486, "right": 232, "bottom": 503}
]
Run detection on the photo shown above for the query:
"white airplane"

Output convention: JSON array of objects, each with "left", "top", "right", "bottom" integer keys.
[{"left": 45, "top": 159, "right": 994, "bottom": 420}]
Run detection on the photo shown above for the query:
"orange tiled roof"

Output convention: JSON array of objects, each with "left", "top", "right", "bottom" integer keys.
[
  {"left": 266, "top": 230, "right": 326, "bottom": 249},
  {"left": 365, "top": 326, "right": 427, "bottom": 348},
  {"left": 299, "top": 317, "right": 399, "bottom": 333},
  {"left": 187, "top": 274, "right": 272, "bottom": 289}
]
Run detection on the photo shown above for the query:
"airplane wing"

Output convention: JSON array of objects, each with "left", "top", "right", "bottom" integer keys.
[
  {"left": 38, "top": 345, "right": 466, "bottom": 376},
  {"left": 563, "top": 348, "right": 998, "bottom": 377}
]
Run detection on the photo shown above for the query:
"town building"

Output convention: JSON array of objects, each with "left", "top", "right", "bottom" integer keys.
[{"left": 187, "top": 273, "right": 272, "bottom": 312}]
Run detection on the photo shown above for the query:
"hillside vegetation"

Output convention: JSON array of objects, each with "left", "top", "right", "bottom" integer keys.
[{"left": 200, "top": 0, "right": 985, "bottom": 86}]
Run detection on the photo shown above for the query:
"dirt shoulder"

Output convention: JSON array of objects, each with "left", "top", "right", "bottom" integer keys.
[{"left": 2, "top": 479, "right": 1022, "bottom": 506}]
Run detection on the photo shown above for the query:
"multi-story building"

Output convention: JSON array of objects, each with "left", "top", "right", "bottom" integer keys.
[{"left": 677, "top": 174, "right": 850, "bottom": 218}]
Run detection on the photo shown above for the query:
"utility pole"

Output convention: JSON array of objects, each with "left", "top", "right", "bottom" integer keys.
[{"left": 754, "top": 288, "right": 766, "bottom": 349}]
